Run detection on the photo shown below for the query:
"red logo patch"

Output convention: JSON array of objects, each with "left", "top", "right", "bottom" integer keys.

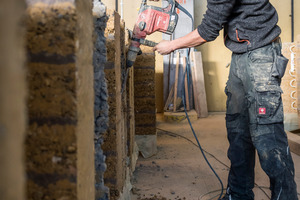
[{"left": 259, "top": 107, "right": 266, "bottom": 115}]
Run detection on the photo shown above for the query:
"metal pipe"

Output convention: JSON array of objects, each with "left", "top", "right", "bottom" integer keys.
[
  {"left": 115, "top": 0, "right": 118, "bottom": 12},
  {"left": 291, "top": 0, "right": 294, "bottom": 42}
]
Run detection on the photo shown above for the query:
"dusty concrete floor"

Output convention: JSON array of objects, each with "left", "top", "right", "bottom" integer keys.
[{"left": 131, "top": 113, "right": 300, "bottom": 200}]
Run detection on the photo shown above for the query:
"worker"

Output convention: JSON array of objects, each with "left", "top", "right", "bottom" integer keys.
[{"left": 150, "top": 0, "right": 298, "bottom": 199}]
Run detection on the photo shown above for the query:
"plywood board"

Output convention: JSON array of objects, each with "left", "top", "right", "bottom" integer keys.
[
  {"left": 190, "top": 58, "right": 200, "bottom": 116},
  {"left": 164, "top": 84, "right": 174, "bottom": 111},
  {"left": 163, "top": 50, "right": 172, "bottom": 103},
  {"left": 182, "top": 56, "right": 190, "bottom": 110},
  {"left": 173, "top": 52, "right": 180, "bottom": 112},
  {"left": 191, "top": 51, "right": 208, "bottom": 118}
]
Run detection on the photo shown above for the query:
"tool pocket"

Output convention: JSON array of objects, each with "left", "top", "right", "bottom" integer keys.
[
  {"left": 248, "top": 52, "right": 273, "bottom": 64},
  {"left": 255, "top": 85, "right": 283, "bottom": 124},
  {"left": 271, "top": 54, "right": 289, "bottom": 78}
]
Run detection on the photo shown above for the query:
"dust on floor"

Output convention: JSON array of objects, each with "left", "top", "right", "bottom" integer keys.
[{"left": 131, "top": 113, "right": 300, "bottom": 200}]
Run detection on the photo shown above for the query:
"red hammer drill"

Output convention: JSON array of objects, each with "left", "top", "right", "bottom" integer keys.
[{"left": 126, "top": 0, "right": 179, "bottom": 68}]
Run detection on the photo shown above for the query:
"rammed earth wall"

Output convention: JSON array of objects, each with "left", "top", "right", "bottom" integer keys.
[{"left": 25, "top": 1, "right": 95, "bottom": 199}]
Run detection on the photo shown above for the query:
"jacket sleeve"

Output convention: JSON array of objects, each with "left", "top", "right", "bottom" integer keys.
[{"left": 197, "top": 0, "right": 236, "bottom": 42}]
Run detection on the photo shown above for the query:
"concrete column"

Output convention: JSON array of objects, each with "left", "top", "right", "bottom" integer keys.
[
  {"left": 25, "top": 1, "right": 95, "bottom": 199},
  {"left": 0, "top": 0, "right": 26, "bottom": 199}
]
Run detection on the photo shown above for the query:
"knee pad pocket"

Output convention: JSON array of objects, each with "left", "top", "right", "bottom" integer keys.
[{"left": 259, "top": 148, "right": 286, "bottom": 177}]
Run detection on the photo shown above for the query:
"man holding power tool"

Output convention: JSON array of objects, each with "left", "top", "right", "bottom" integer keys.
[{"left": 150, "top": 0, "right": 298, "bottom": 199}]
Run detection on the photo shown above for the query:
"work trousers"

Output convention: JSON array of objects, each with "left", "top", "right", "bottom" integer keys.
[{"left": 225, "top": 41, "right": 298, "bottom": 200}]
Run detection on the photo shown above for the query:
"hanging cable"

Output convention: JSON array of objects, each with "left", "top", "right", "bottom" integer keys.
[
  {"left": 115, "top": 0, "right": 118, "bottom": 12},
  {"left": 173, "top": 2, "right": 225, "bottom": 199}
]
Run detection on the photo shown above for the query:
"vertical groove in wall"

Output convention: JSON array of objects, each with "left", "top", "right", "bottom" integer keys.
[{"left": 93, "top": 3, "right": 110, "bottom": 199}]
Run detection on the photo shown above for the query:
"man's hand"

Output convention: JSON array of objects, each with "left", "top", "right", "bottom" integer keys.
[
  {"left": 152, "top": 30, "right": 206, "bottom": 55},
  {"left": 153, "top": 40, "right": 174, "bottom": 55}
]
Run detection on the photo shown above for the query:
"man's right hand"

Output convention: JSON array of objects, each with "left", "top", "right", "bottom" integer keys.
[{"left": 153, "top": 40, "right": 175, "bottom": 55}]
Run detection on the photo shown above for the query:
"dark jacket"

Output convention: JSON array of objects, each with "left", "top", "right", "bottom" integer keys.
[{"left": 197, "top": 0, "right": 281, "bottom": 53}]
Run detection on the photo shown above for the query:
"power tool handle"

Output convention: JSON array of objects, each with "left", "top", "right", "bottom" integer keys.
[{"left": 143, "top": 40, "right": 158, "bottom": 47}]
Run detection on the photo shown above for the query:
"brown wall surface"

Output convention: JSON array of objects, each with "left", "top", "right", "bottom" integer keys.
[
  {"left": 134, "top": 47, "right": 157, "bottom": 135},
  {"left": 0, "top": 0, "right": 27, "bottom": 199},
  {"left": 103, "top": 10, "right": 128, "bottom": 200},
  {"left": 25, "top": 1, "right": 95, "bottom": 199}
]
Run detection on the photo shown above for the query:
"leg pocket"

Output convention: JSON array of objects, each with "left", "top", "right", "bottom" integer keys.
[{"left": 255, "top": 85, "right": 284, "bottom": 124}]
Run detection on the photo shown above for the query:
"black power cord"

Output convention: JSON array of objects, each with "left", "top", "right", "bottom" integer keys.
[
  {"left": 157, "top": 128, "right": 261, "bottom": 199},
  {"left": 171, "top": 1, "right": 225, "bottom": 199},
  {"left": 157, "top": 128, "right": 300, "bottom": 199},
  {"left": 157, "top": 125, "right": 225, "bottom": 199}
]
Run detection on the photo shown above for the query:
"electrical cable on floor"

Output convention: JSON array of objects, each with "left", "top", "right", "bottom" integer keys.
[
  {"left": 157, "top": 128, "right": 269, "bottom": 200},
  {"left": 157, "top": 127, "right": 230, "bottom": 169},
  {"left": 167, "top": 3, "right": 225, "bottom": 198},
  {"left": 170, "top": 12, "right": 224, "bottom": 200},
  {"left": 157, "top": 128, "right": 300, "bottom": 198},
  {"left": 181, "top": 94, "right": 224, "bottom": 200},
  {"left": 179, "top": 44, "right": 224, "bottom": 198},
  {"left": 157, "top": 128, "right": 270, "bottom": 199},
  {"left": 198, "top": 189, "right": 227, "bottom": 200}
]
